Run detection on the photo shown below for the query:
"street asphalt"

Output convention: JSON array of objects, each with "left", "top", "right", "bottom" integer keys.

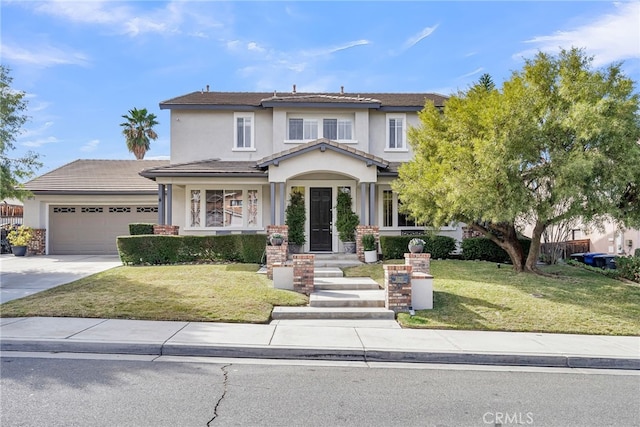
[{"left": 0, "top": 255, "right": 638, "bottom": 370}]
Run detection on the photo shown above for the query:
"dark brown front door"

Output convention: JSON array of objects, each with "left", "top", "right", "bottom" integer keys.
[{"left": 310, "top": 188, "right": 332, "bottom": 251}]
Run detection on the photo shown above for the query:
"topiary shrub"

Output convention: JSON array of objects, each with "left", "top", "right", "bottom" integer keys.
[
  {"left": 129, "top": 223, "right": 155, "bottom": 235},
  {"left": 335, "top": 190, "right": 359, "bottom": 242},
  {"left": 286, "top": 191, "right": 306, "bottom": 246}
]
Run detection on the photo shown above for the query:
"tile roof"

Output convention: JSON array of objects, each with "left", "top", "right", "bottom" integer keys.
[
  {"left": 140, "top": 159, "right": 265, "bottom": 179},
  {"left": 256, "top": 139, "right": 389, "bottom": 169},
  {"left": 160, "top": 91, "right": 447, "bottom": 109},
  {"left": 24, "top": 159, "right": 170, "bottom": 194}
]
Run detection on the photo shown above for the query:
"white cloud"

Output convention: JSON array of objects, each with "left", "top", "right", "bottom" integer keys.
[
  {"left": 22, "top": 136, "right": 59, "bottom": 148},
  {"left": 81, "top": 139, "right": 100, "bottom": 152},
  {"left": 31, "top": 0, "right": 223, "bottom": 38},
  {"left": 1, "top": 43, "right": 89, "bottom": 68},
  {"left": 458, "top": 67, "right": 484, "bottom": 79},
  {"left": 247, "top": 42, "right": 266, "bottom": 53},
  {"left": 518, "top": 2, "right": 640, "bottom": 66},
  {"left": 403, "top": 25, "right": 439, "bottom": 51},
  {"left": 305, "top": 39, "right": 371, "bottom": 57}
]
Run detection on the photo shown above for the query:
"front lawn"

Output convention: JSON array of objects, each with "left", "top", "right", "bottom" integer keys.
[
  {"left": 344, "top": 260, "right": 640, "bottom": 336},
  {"left": 0, "top": 264, "right": 308, "bottom": 323}
]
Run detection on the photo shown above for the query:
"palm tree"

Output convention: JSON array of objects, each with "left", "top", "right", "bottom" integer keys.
[{"left": 120, "top": 108, "right": 159, "bottom": 160}]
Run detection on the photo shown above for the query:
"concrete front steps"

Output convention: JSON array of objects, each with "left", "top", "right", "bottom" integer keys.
[{"left": 272, "top": 266, "right": 395, "bottom": 321}]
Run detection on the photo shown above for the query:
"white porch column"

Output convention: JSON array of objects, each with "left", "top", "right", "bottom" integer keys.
[
  {"left": 279, "top": 182, "right": 286, "bottom": 225},
  {"left": 158, "top": 184, "right": 166, "bottom": 225},
  {"left": 270, "top": 182, "right": 276, "bottom": 225},
  {"left": 166, "top": 184, "right": 173, "bottom": 225},
  {"left": 369, "top": 182, "right": 376, "bottom": 226},
  {"left": 360, "top": 182, "right": 367, "bottom": 225}
]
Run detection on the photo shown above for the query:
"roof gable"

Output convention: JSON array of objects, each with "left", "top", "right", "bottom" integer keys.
[{"left": 256, "top": 139, "right": 389, "bottom": 169}]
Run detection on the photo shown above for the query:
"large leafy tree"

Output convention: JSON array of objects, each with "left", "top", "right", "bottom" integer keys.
[
  {"left": 0, "top": 65, "right": 42, "bottom": 200},
  {"left": 120, "top": 107, "right": 159, "bottom": 160},
  {"left": 394, "top": 48, "right": 640, "bottom": 273}
]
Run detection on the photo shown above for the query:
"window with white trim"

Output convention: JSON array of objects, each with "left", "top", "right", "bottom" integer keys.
[
  {"left": 288, "top": 118, "right": 317, "bottom": 140},
  {"left": 288, "top": 116, "right": 354, "bottom": 142},
  {"left": 234, "top": 113, "right": 254, "bottom": 150},
  {"left": 188, "top": 187, "right": 260, "bottom": 228},
  {"left": 386, "top": 114, "right": 406, "bottom": 150},
  {"left": 382, "top": 189, "right": 422, "bottom": 228}
]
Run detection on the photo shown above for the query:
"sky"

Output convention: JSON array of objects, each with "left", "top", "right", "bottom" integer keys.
[{"left": 2, "top": 1, "right": 639, "bottom": 176}]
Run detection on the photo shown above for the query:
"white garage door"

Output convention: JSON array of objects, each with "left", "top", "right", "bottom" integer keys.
[{"left": 49, "top": 205, "right": 158, "bottom": 254}]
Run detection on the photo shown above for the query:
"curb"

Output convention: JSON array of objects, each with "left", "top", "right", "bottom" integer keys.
[{"left": 2, "top": 339, "right": 638, "bottom": 370}]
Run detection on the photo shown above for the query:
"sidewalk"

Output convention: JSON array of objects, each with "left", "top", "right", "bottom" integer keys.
[{"left": 1, "top": 317, "right": 638, "bottom": 370}]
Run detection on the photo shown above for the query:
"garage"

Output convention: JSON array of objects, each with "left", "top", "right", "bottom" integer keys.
[
  {"left": 48, "top": 205, "right": 158, "bottom": 255},
  {"left": 49, "top": 205, "right": 158, "bottom": 255}
]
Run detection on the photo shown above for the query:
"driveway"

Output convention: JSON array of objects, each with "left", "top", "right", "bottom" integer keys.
[{"left": 0, "top": 255, "right": 122, "bottom": 304}]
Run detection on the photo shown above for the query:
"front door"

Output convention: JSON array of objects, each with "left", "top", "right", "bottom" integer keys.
[{"left": 310, "top": 188, "right": 332, "bottom": 251}]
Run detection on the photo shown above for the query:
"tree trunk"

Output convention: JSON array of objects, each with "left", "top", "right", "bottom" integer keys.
[
  {"left": 524, "top": 220, "right": 546, "bottom": 273},
  {"left": 469, "top": 222, "right": 526, "bottom": 271}
]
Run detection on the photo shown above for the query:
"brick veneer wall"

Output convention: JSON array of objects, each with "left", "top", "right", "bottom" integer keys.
[
  {"left": 292, "top": 254, "right": 315, "bottom": 295},
  {"left": 266, "top": 225, "right": 289, "bottom": 279},
  {"left": 28, "top": 229, "right": 46, "bottom": 255},
  {"left": 153, "top": 225, "right": 180, "bottom": 235},
  {"left": 384, "top": 264, "right": 413, "bottom": 313},
  {"left": 356, "top": 225, "right": 379, "bottom": 262},
  {"left": 404, "top": 252, "right": 431, "bottom": 274}
]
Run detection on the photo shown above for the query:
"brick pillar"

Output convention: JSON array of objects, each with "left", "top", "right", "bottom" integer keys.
[
  {"left": 404, "top": 252, "right": 431, "bottom": 274},
  {"left": 356, "top": 225, "right": 379, "bottom": 262},
  {"left": 384, "top": 264, "right": 413, "bottom": 313},
  {"left": 293, "top": 254, "right": 315, "bottom": 295},
  {"left": 266, "top": 225, "right": 289, "bottom": 279},
  {"left": 153, "top": 225, "right": 180, "bottom": 235},
  {"left": 28, "top": 229, "right": 46, "bottom": 255}
]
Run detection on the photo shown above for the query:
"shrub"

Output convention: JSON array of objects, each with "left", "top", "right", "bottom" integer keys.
[
  {"left": 635, "top": 248, "right": 640, "bottom": 258},
  {"left": 379, "top": 235, "right": 456, "bottom": 260},
  {"left": 7, "top": 226, "right": 33, "bottom": 246},
  {"left": 117, "top": 234, "right": 267, "bottom": 265},
  {"left": 616, "top": 256, "right": 640, "bottom": 283},
  {"left": 285, "top": 191, "right": 306, "bottom": 245},
  {"left": 461, "top": 237, "right": 531, "bottom": 263},
  {"left": 362, "top": 233, "right": 376, "bottom": 251},
  {"left": 335, "top": 190, "right": 359, "bottom": 242},
  {"left": 129, "top": 223, "right": 155, "bottom": 235}
]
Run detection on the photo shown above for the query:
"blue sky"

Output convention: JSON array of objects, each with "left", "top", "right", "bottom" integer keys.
[{"left": 2, "top": 1, "right": 639, "bottom": 175}]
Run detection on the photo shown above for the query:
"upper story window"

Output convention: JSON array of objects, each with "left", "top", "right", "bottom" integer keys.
[
  {"left": 288, "top": 116, "right": 354, "bottom": 142},
  {"left": 386, "top": 114, "right": 407, "bottom": 151},
  {"left": 234, "top": 113, "right": 255, "bottom": 150},
  {"left": 323, "top": 119, "right": 353, "bottom": 140}
]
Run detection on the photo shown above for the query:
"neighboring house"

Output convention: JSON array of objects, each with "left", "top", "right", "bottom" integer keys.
[
  {"left": 137, "top": 89, "right": 463, "bottom": 253},
  {"left": 23, "top": 159, "right": 168, "bottom": 254}
]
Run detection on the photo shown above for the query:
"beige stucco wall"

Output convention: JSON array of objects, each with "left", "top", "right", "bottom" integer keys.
[{"left": 170, "top": 109, "right": 272, "bottom": 164}]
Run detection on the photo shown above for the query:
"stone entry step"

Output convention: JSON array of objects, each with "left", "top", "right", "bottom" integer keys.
[
  {"left": 314, "top": 277, "right": 380, "bottom": 291},
  {"left": 272, "top": 306, "right": 395, "bottom": 320},
  {"left": 310, "top": 290, "right": 386, "bottom": 308},
  {"left": 314, "top": 267, "right": 344, "bottom": 278}
]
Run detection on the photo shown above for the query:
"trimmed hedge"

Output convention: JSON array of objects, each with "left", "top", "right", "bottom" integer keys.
[
  {"left": 117, "top": 234, "right": 267, "bottom": 265},
  {"left": 461, "top": 237, "right": 532, "bottom": 263},
  {"left": 379, "top": 235, "right": 457, "bottom": 260},
  {"left": 129, "top": 223, "right": 155, "bottom": 235}
]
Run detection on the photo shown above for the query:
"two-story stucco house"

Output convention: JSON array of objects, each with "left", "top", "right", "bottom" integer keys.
[{"left": 138, "top": 88, "right": 463, "bottom": 254}]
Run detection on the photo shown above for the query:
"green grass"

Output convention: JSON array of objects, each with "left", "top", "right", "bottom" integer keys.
[
  {"left": 344, "top": 260, "right": 640, "bottom": 336},
  {"left": 0, "top": 264, "right": 308, "bottom": 323}
]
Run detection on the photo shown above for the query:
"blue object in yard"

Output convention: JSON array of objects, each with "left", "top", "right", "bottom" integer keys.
[
  {"left": 583, "top": 252, "right": 606, "bottom": 266},
  {"left": 593, "top": 254, "right": 617, "bottom": 269}
]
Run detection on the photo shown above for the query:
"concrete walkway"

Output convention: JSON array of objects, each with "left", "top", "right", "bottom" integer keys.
[{"left": 1, "top": 317, "right": 638, "bottom": 370}]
